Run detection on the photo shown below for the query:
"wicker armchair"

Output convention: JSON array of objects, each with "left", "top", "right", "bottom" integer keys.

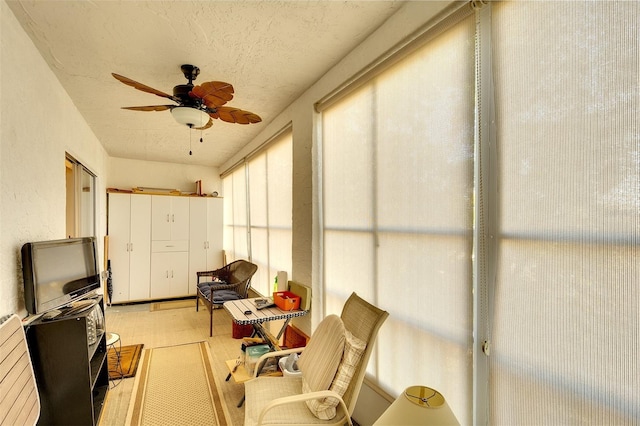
[
  {"left": 196, "top": 259, "right": 258, "bottom": 336},
  {"left": 243, "top": 292, "right": 389, "bottom": 426}
]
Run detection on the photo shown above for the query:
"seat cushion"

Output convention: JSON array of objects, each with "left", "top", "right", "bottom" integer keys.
[
  {"left": 196, "top": 279, "right": 226, "bottom": 291},
  {"left": 211, "top": 289, "right": 242, "bottom": 304},
  {"left": 244, "top": 377, "right": 305, "bottom": 425},
  {"left": 198, "top": 286, "right": 240, "bottom": 303},
  {"left": 297, "top": 315, "right": 346, "bottom": 419}
]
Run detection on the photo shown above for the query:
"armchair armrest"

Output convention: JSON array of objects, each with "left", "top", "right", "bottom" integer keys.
[
  {"left": 253, "top": 347, "right": 305, "bottom": 378},
  {"left": 197, "top": 267, "right": 229, "bottom": 284},
  {"left": 197, "top": 269, "right": 223, "bottom": 279},
  {"left": 256, "top": 389, "right": 353, "bottom": 426}
]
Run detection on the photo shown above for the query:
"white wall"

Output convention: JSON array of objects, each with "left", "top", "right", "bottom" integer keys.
[
  {"left": 108, "top": 157, "right": 220, "bottom": 195},
  {"left": 0, "top": 2, "right": 109, "bottom": 318}
]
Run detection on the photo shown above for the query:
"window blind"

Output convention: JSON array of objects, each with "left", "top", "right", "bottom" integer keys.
[
  {"left": 223, "top": 166, "right": 249, "bottom": 263},
  {"left": 247, "top": 132, "right": 293, "bottom": 295},
  {"left": 490, "top": 1, "right": 640, "bottom": 423},
  {"left": 222, "top": 131, "right": 293, "bottom": 296},
  {"left": 321, "top": 15, "right": 476, "bottom": 424}
]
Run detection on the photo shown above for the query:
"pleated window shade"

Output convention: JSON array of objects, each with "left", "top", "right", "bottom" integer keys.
[
  {"left": 247, "top": 132, "right": 293, "bottom": 296},
  {"left": 223, "top": 166, "right": 249, "bottom": 263},
  {"left": 490, "top": 1, "right": 640, "bottom": 423},
  {"left": 321, "top": 15, "right": 476, "bottom": 424},
  {"left": 222, "top": 131, "right": 293, "bottom": 296}
]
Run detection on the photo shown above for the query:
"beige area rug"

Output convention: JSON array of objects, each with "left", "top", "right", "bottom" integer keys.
[
  {"left": 125, "top": 341, "right": 231, "bottom": 426},
  {"left": 149, "top": 299, "right": 196, "bottom": 312}
]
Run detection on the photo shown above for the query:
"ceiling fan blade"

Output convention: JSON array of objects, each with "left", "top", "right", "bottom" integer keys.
[
  {"left": 190, "top": 81, "right": 234, "bottom": 108},
  {"left": 112, "top": 73, "right": 178, "bottom": 101},
  {"left": 194, "top": 117, "right": 213, "bottom": 130},
  {"left": 121, "top": 105, "right": 173, "bottom": 111},
  {"left": 214, "top": 106, "right": 262, "bottom": 124}
]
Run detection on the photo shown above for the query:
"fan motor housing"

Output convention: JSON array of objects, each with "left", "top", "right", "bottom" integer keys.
[{"left": 173, "top": 84, "right": 196, "bottom": 104}]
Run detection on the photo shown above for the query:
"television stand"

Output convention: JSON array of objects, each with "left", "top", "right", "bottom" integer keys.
[{"left": 25, "top": 295, "right": 108, "bottom": 425}]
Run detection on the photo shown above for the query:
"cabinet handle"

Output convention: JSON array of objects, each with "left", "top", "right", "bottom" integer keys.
[
  {"left": 166, "top": 271, "right": 169, "bottom": 278},
  {"left": 166, "top": 214, "right": 170, "bottom": 222},
  {"left": 172, "top": 214, "right": 175, "bottom": 222},
  {"left": 171, "top": 270, "right": 174, "bottom": 278},
  {"left": 130, "top": 243, "right": 133, "bottom": 251},
  {"left": 204, "top": 242, "right": 207, "bottom": 249}
]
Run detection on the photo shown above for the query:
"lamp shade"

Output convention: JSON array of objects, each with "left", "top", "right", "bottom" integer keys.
[
  {"left": 171, "top": 106, "right": 210, "bottom": 128},
  {"left": 374, "top": 386, "right": 459, "bottom": 425}
]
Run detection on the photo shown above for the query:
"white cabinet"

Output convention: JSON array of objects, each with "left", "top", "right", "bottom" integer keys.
[
  {"left": 107, "top": 193, "right": 151, "bottom": 303},
  {"left": 108, "top": 192, "right": 223, "bottom": 303},
  {"left": 151, "top": 196, "right": 189, "bottom": 241},
  {"left": 188, "top": 197, "right": 224, "bottom": 294},
  {"left": 150, "top": 250, "right": 189, "bottom": 298}
]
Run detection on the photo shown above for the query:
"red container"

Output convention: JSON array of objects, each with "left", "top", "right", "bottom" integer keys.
[
  {"left": 232, "top": 322, "right": 254, "bottom": 339},
  {"left": 273, "top": 291, "right": 301, "bottom": 311}
]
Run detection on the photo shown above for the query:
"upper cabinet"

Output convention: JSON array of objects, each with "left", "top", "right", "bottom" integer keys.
[{"left": 151, "top": 195, "right": 189, "bottom": 241}]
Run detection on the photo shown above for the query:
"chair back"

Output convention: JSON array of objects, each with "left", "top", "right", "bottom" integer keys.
[
  {"left": 339, "top": 293, "right": 388, "bottom": 415},
  {"left": 227, "top": 259, "right": 258, "bottom": 297}
]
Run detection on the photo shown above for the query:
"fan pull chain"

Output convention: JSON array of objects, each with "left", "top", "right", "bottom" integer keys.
[
  {"left": 189, "top": 128, "right": 193, "bottom": 155},
  {"left": 200, "top": 128, "right": 203, "bottom": 143}
]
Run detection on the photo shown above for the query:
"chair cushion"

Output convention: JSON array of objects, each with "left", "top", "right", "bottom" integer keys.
[
  {"left": 211, "top": 289, "right": 242, "bottom": 304},
  {"left": 198, "top": 285, "right": 240, "bottom": 303},
  {"left": 297, "top": 315, "right": 346, "bottom": 419},
  {"left": 196, "top": 279, "right": 226, "bottom": 291}
]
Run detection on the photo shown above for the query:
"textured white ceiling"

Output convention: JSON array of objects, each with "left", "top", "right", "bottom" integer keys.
[{"left": 6, "top": 0, "right": 406, "bottom": 167}]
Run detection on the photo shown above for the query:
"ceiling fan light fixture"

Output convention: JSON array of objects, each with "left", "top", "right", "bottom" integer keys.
[{"left": 171, "top": 106, "right": 210, "bottom": 128}]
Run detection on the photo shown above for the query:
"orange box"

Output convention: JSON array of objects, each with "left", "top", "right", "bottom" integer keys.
[{"left": 273, "top": 291, "right": 301, "bottom": 311}]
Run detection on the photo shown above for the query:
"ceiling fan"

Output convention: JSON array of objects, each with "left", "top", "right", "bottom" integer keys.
[{"left": 112, "top": 64, "right": 262, "bottom": 130}]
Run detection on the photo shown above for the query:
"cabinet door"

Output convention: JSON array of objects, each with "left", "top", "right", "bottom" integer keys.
[
  {"left": 206, "top": 197, "right": 224, "bottom": 269},
  {"left": 151, "top": 196, "right": 172, "bottom": 241},
  {"left": 150, "top": 252, "right": 189, "bottom": 298},
  {"left": 129, "top": 195, "right": 151, "bottom": 300},
  {"left": 152, "top": 195, "right": 190, "bottom": 241},
  {"left": 189, "top": 198, "right": 208, "bottom": 295},
  {"left": 108, "top": 193, "right": 131, "bottom": 303},
  {"left": 170, "top": 197, "right": 190, "bottom": 240},
  {"left": 170, "top": 251, "right": 189, "bottom": 297},
  {"left": 150, "top": 252, "right": 172, "bottom": 298}
]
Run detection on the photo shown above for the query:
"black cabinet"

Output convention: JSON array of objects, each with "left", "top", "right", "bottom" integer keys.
[{"left": 25, "top": 296, "right": 108, "bottom": 425}]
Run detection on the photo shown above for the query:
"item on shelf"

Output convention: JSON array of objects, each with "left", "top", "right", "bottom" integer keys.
[{"left": 132, "top": 187, "right": 181, "bottom": 195}]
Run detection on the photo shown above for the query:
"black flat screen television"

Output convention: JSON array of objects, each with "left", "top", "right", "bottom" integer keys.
[{"left": 22, "top": 237, "right": 100, "bottom": 315}]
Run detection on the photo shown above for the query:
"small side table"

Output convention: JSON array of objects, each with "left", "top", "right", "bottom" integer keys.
[{"left": 106, "top": 332, "right": 122, "bottom": 386}]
